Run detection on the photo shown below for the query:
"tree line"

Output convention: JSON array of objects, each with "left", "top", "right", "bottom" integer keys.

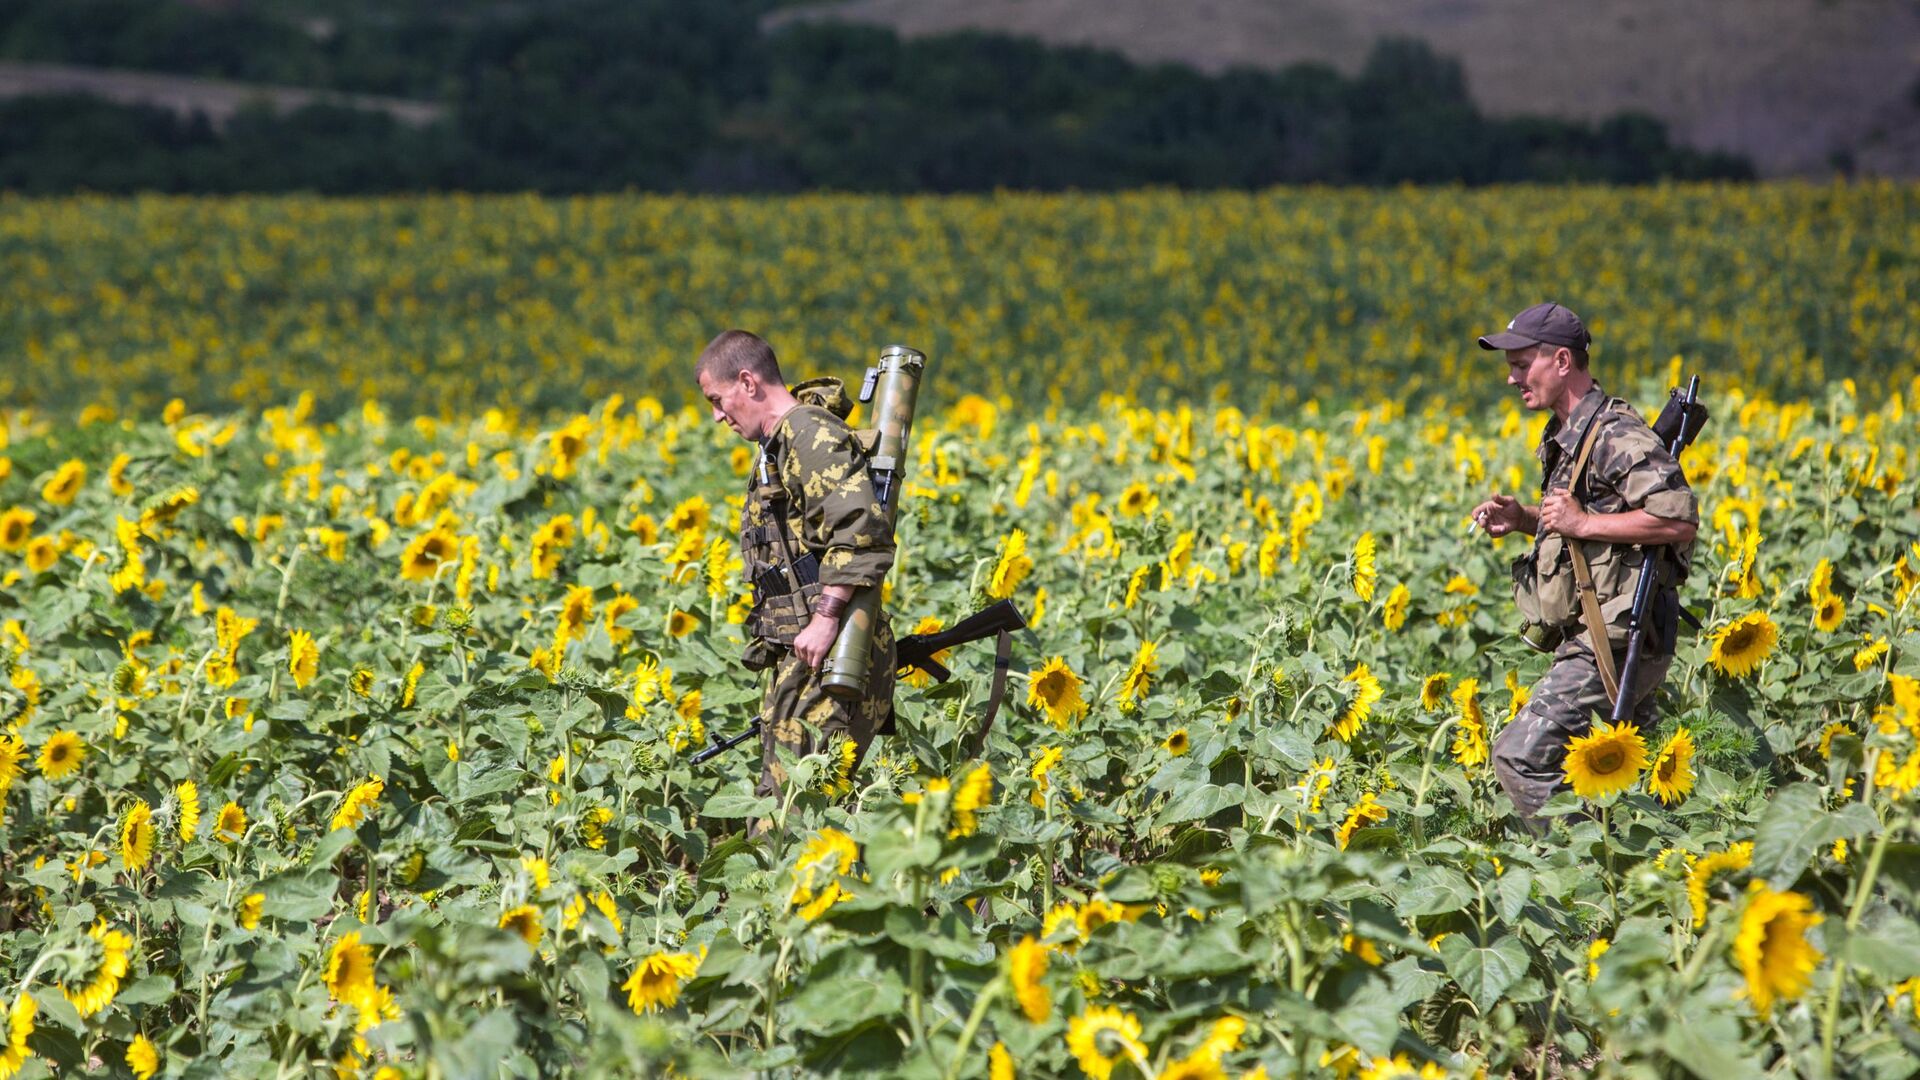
[{"left": 0, "top": 0, "right": 1753, "bottom": 193}]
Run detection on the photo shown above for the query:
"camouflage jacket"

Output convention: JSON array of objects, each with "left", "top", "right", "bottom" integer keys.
[
  {"left": 739, "top": 403, "right": 895, "bottom": 648},
  {"left": 1523, "top": 385, "right": 1698, "bottom": 636}
]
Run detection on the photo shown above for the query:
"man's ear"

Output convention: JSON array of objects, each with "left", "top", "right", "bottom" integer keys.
[
  {"left": 737, "top": 369, "right": 761, "bottom": 397},
  {"left": 1555, "top": 347, "right": 1574, "bottom": 375}
]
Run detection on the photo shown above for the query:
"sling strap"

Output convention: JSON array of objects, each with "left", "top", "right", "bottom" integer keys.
[
  {"left": 963, "top": 629, "right": 1016, "bottom": 758},
  {"left": 1562, "top": 414, "right": 1621, "bottom": 706}
]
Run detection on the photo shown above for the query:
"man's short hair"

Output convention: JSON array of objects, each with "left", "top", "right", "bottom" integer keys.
[
  {"left": 1535, "top": 340, "right": 1590, "bottom": 371},
  {"left": 696, "top": 329, "right": 784, "bottom": 385}
]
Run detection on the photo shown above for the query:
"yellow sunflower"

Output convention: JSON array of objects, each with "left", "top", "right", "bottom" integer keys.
[
  {"left": 41, "top": 460, "right": 85, "bottom": 506},
  {"left": 1419, "top": 673, "right": 1451, "bottom": 712},
  {"left": 0, "top": 735, "right": 23, "bottom": 791},
  {"left": 665, "top": 609, "right": 699, "bottom": 638},
  {"left": 1336, "top": 792, "right": 1387, "bottom": 849},
  {"left": 1812, "top": 593, "right": 1844, "bottom": 633},
  {"left": 61, "top": 920, "right": 132, "bottom": 1018},
  {"left": 1026, "top": 656, "right": 1088, "bottom": 729},
  {"left": 989, "top": 1043, "right": 1014, "bottom": 1080},
  {"left": 126, "top": 1034, "right": 159, "bottom": 1080},
  {"left": 1687, "top": 841, "right": 1754, "bottom": 924},
  {"left": 1647, "top": 727, "right": 1696, "bottom": 805},
  {"left": 987, "top": 529, "right": 1034, "bottom": 600},
  {"left": 1117, "top": 640, "right": 1158, "bottom": 712},
  {"left": 602, "top": 593, "right": 639, "bottom": 645},
  {"left": 1382, "top": 582, "right": 1410, "bottom": 631},
  {"left": 238, "top": 893, "right": 264, "bottom": 931},
  {"left": 24, "top": 536, "right": 58, "bottom": 574},
  {"left": 1562, "top": 720, "right": 1649, "bottom": 801},
  {"left": 622, "top": 948, "right": 704, "bottom": 1014},
  {"left": 215, "top": 801, "right": 247, "bottom": 843},
  {"left": 1007, "top": 935, "right": 1051, "bottom": 1023},
  {"left": 788, "top": 827, "right": 859, "bottom": 917},
  {"left": 1734, "top": 882, "right": 1823, "bottom": 1013},
  {"left": 330, "top": 777, "right": 384, "bottom": 832},
  {"left": 2, "top": 992, "right": 38, "bottom": 1077},
  {"left": 323, "top": 932, "right": 377, "bottom": 1009},
  {"left": 1708, "top": 612, "right": 1778, "bottom": 678},
  {"left": 1115, "top": 482, "right": 1157, "bottom": 517},
  {"left": 950, "top": 762, "right": 994, "bottom": 838},
  {"left": 399, "top": 527, "right": 460, "bottom": 582},
  {"left": 1351, "top": 531, "right": 1378, "bottom": 602},
  {"left": 1029, "top": 745, "right": 1064, "bottom": 808},
  {"left": 1066, "top": 1004, "right": 1145, "bottom": 1080},
  {"left": 498, "top": 904, "right": 543, "bottom": 947},
  {"left": 37, "top": 731, "right": 85, "bottom": 780},
  {"left": 0, "top": 508, "right": 32, "bottom": 552},
  {"left": 120, "top": 799, "right": 154, "bottom": 871},
  {"left": 287, "top": 629, "right": 320, "bottom": 689},
  {"left": 1330, "top": 662, "right": 1382, "bottom": 742},
  {"left": 1162, "top": 728, "right": 1191, "bottom": 756}
]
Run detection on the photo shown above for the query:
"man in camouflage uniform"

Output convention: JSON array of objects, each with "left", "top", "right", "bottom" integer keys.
[
  {"left": 696, "top": 329, "right": 896, "bottom": 800},
  {"left": 1470, "top": 303, "right": 1698, "bottom": 828}
]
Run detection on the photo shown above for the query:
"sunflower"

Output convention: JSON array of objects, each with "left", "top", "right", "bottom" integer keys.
[
  {"left": 0, "top": 735, "right": 24, "bottom": 792},
  {"left": 119, "top": 799, "right": 155, "bottom": 871},
  {"left": 287, "top": 629, "right": 320, "bottom": 689},
  {"left": 989, "top": 1043, "right": 1014, "bottom": 1080},
  {"left": 1007, "top": 935, "right": 1051, "bottom": 1022},
  {"left": 788, "top": 827, "right": 859, "bottom": 915},
  {"left": 399, "top": 527, "right": 460, "bottom": 582},
  {"left": 579, "top": 806, "right": 614, "bottom": 850},
  {"left": 987, "top": 529, "right": 1034, "bottom": 600},
  {"left": 37, "top": 731, "right": 85, "bottom": 780},
  {"left": 1734, "top": 882, "right": 1823, "bottom": 1013},
  {"left": 529, "top": 514, "right": 576, "bottom": 579},
  {"left": 1382, "top": 582, "right": 1410, "bottom": 630},
  {"left": 1116, "top": 482, "right": 1157, "bottom": 517},
  {"left": 498, "top": 904, "right": 543, "bottom": 947},
  {"left": 215, "top": 801, "right": 247, "bottom": 842},
  {"left": 603, "top": 594, "right": 639, "bottom": 645},
  {"left": 663, "top": 495, "right": 710, "bottom": 536},
  {"left": 238, "top": 893, "right": 264, "bottom": 931},
  {"left": 24, "top": 536, "right": 57, "bottom": 574},
  {"left": 126, "top": 1034, "right": 159, "bottom": 1080},
  {"left": 1688, "top": 841, "right": 1754, "bottom": 924},
  {"left": 348, "top": 668, "right": 374, "bottom": 697},
  {"left": 1351, "top": 532, "right": 1378, "bottom": 602},
  {"left": 1853, "top": 636, "right": 1890, "bottom": 672},
  {"left": 1336, "top": 792, "right": 1387, "bottom": 849},
  {"left": 0, "top": 508, "right": 32, "bottom": 552},
  {"left": 1808, "top": 558, "right": 1834, "bottom": 603},
  {"left": 401, "top": 661, "right": 425, "bottom": 709},
  {"left": 330, "top": 777, "right": 384, "bottom": 832},
  {"left": 41, "top": 460, "right": 85, "bottom": 506},
  {"left": 1117, "top": 640, "right": 1158, "bottom": 711},
  {"left": 949, "top": 762, "right": 994, "bottom": 838},
  {"left": 1419, "top": 673, "right": 1451, "bottom": 712},
  {"left": 1709, "top": 612, "right": 1778, "bottom": 678},
  {"left": 1812, "top": 593, "right": 1844, "bottom": 633},
  {"left": 901, "top": 615, "right": 949, "bottom": 689},
  {"left": 1330, "top": 662, "right": 1382, "bottom": 742},
  {"left": 1647, "top": 727, "right": 1695, "bottom": 805},
  {"left": 665, "top": 609, "right": 699, "bottom": 638},
  {"left": 1066, "top": 1004, "right": 1145, "bottom": 1080},
  {"left": 623, "top": 948, "right": 704, "bottom": 1014},
  {"left": 1163, "top": 728, "right": 1191, "bottom": 756},
  {"left": 1029, "top": 746, "right": 1064, "bottom": 808},
  {"left": 1027, "top": 656, "right": 1088, "bottom": 729},
  {"left": 61, "top": 920, "right": 132, "bottom": 1017},
  {"left": 1, "top": 992, "right": 37, "bottom": 1077},
  {"left": 1562, "top": 720, "right": 1648, "bottom": 801},
  {"left": 324, "top": 932, "right": 377, "bottom": 1009}
]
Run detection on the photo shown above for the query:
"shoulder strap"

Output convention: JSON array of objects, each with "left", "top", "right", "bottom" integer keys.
[
  {"left": 1563, "top": 413, "right": 1620, "bottom": 705},
  {"left": 756, "top": 443, "right": 809, "bottom": 602}
]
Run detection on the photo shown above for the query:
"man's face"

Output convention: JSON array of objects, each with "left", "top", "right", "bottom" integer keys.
[
  {"left": 1505, "top": 344, "right": 1565, "bottom": 412},
  {"left": 698, "top": 368, "right": 763, "bottom": 441}
]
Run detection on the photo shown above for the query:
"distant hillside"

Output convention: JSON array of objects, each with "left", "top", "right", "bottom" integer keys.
[{"left": 774, "top": 0, "right": 1920, "bottom": 176}]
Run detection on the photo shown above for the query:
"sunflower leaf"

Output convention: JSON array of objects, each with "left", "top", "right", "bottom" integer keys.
[{"left": 1752, "top": 783, "right": 1880, "bottom": 888}]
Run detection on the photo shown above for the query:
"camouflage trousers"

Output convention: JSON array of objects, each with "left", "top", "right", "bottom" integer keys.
[
  {"left": 1492, "top": 634, "right": 1672, "bottom": 822},
  {"left": 754, "top": 618, "right": 896, "bottom": 800}
]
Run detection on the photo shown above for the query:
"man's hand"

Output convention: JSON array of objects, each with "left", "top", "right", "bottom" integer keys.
[
  {"left": 1470, "top": 493, "right": 1533, "bottom": 538},
  {"left": 793, "top": 613, "right": 840, "bottom": 669},
  {"left": 1537, "top": 488, "right": 1592, "bottom": 539}
]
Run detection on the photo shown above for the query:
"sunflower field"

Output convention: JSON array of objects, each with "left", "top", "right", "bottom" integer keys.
[{"left": 0, "top": 186, "right": 1918, "bottom": 1080}]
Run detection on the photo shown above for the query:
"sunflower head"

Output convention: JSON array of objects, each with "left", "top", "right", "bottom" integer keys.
[
  {"left": 498, "top": 904, "right": 543, "bottom": 947},
  {"left": 1163, "top": 728, "right": 1190, "bottom": 756},
  {"left": 1734, "top": 881, "right": 1823, "bottom": 1013},
  {"left": 1813, "top": 593, "right": 1844, "bottom": 633},
  {"left": 1709, "top": 612, "right": 1779, "bottom": 678},
  {"left": 666, "top": 610, "right": 698, "bottom": 638},
  {"left": 1027, "top": 656, "right": 1088, "bottom": 729},
  {"left": 37, "top": 731, "right": 85, "bottom": 780},
  {"left": 1562, "top": 719, "right": 1649, "bottom": 801},
  {"left": 1648, "top": 726, "right": 1696, "bottom": 805},
  {"left": 1066, "top": 1004, "right": 1145, "bottom": 1080}
]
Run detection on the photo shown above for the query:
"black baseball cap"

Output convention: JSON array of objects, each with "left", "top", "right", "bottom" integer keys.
[{"left": 1477, "top": 302, "right": 1591, "bottom": 351}]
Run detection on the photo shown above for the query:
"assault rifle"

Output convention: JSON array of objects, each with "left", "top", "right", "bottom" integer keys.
[
  {"left": 1610, "top": 376, "right": 1709, "bottom": 722},
  {"left": 689, "top": 600, "right": 1030, "bottom": 765}
]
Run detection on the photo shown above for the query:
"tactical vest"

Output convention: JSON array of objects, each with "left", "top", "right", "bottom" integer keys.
[{"left": 738, "top": 379, "right": 859, "bottom": 656}]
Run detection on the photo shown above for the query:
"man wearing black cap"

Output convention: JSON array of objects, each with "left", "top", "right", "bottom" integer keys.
[{"left": 1469, "top": 303, "right": 1698, "bottom": 829}]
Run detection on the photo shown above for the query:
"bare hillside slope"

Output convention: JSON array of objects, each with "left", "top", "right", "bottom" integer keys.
[{"left": 773, "top": 0, "right": 1920, "bottom": 176}]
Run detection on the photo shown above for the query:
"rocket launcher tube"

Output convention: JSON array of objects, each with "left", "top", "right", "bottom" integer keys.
[{"left": 821, "top": 345, "right": 926, "bottom": 700}]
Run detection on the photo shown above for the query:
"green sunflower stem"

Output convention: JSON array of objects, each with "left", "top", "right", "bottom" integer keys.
[
  {"left": 1818, "top": 807, "right": 1898, "bottom": 1077},
  {"left": 941, "top": 976, "right": 1004, "bottom": 1080},
  {"left": 1411, "top": 717, "right": 1460, "bottom": 849}
]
